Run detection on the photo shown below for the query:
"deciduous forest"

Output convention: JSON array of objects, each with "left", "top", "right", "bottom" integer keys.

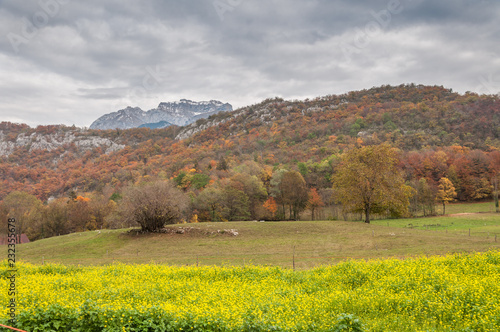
[{"left": 1, "top": 84, "right": 499, "bottom": 240}]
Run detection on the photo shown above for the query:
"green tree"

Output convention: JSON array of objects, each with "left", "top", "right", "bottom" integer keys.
[
  {"left": 350, "top": 118, "right": 366, "bottom": 137},
  {"left": 173, "top": 171, "right": 187, "bottom": 187},
  {"left": 333, "top": 144, "right": 413, "bottom": 223},
  {"left": 297, "top": 162, "right": 308, "bottom": 177},
  {"left": 191, "top": 173, "right": 210, "bottom": 190},
  {"left": 195, "top": 187, "right": 225, "bottom": 222},
  {"left": 222, "top": 186, "right": 250, "bottom": 221},
  {"left": 436, "top": 177, "right": 457, "bottom": 215},
  {"left": 229, "top": 173, "right": 267, "bottom": 219}
]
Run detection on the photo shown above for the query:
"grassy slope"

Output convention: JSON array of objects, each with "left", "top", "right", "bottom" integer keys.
[
  {"left": 440, "top": 201, "right": 498, "bottom": 214},
  {"left": 373, "top": 202, "right": 500, "bottom": 236},
  {"left": 373, "top": 213, "right": 500, "bottom": 233},
  {"left": 17, "top": 212, "right": 500, "bottom": 269}
]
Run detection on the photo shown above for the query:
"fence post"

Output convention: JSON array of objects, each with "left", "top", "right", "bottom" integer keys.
[{"left": 293, "top": 246, "right": 296, "bottom": 271}]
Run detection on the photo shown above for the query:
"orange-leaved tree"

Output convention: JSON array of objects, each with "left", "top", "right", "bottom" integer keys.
[
  {"left": 263, "top": 197, "right": 278, "bottom": 220},
  {"left": 307, "top": 188, "right": 324, "bottom": 221}
]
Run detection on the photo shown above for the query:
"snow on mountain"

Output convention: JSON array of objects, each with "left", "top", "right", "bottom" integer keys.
[
  {"left": 89, "top": 107, "right": 146, "bottom": 130},
  {"left": 90, "top": 100, "right": 232, "bottom": 130}
]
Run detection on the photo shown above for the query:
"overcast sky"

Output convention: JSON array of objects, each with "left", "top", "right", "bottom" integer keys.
[{"left": 1, "top": 0, "right": 499, "bottom": 127}]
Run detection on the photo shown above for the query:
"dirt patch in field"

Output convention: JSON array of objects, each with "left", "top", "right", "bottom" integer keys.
[
  {"left": 128, "top": 227, "right": 239, "bottom": 237},
  {"left": 448, "top": 213, "right": 479, "bottom": 217}
]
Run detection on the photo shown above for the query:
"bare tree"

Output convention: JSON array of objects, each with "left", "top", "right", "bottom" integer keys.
[
  {"left": 493, "top": 175, "right": 499, "bottom": 213},
  {"left": 41, "top": 198, "right": 70, "bottom": 238},
  {"left": 1, "top": 191, "right": 43, "bottom": 239},
  {"left": 120, "top": 181, "right": 188, "bottom": 232}
]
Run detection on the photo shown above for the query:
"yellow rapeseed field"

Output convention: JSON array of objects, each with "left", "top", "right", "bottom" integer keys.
[{"left": 1, "top": 251, "right": 500, "bottom": 331}]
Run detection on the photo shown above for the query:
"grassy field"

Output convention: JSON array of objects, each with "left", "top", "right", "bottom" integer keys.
[
  {"left": 372, "top": 202, "right": 500, "bottom": 238},
  {"left": 443, "top": 200, "right": 498, "bottom": 214},
  {"left": 318, "top": 200, "right": 498, "bottom": 221},
  {"left": 6, "top": 203, "right": 500, "bottom": 331},
  {"left": 373, "top": 213, "right": 500, "bottom": 235},
  {"left": 17, "top": 212, "right": 500, "bottom": 268}
]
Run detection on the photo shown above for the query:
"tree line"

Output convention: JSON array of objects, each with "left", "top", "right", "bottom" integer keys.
[{"left": 2, "top": 144, "right": 497, "bottom": 239}]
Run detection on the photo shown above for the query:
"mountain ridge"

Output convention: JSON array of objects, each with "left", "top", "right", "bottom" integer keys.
[{"left": 89, "top": 99, "right": 232, "bottom": 130}]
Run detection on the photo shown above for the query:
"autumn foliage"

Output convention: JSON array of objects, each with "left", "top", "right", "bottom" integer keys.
[{"left": 0, "top": 85, "right": 499, "bottom": 239}]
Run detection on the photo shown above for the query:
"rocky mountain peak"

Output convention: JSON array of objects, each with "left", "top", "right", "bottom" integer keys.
[{"left": 90, "top": 100, "right": 232, "bottom": 130}]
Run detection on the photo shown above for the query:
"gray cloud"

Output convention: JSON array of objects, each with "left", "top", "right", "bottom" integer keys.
[{"left": 0, "top": 0, "right": 499, "bottom": 127}]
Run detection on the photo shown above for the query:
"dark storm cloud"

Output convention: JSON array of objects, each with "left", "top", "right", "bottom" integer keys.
[{"left": 0, "top": 0, "right": 499, "bottom": 127}]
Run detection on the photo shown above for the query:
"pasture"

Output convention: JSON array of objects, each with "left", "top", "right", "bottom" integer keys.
[{"left": 17, "top": 210, "right": 500, "bottom": 268}]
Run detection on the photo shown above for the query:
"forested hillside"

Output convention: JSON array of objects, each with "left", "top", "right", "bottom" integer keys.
[{"left": 1, "top": 84, "right": 499, "bottom": 240}]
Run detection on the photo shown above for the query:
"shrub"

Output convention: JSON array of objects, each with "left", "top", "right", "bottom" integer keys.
[{"left": 120, "top": 181, "right": 188, "bottom": 232}]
